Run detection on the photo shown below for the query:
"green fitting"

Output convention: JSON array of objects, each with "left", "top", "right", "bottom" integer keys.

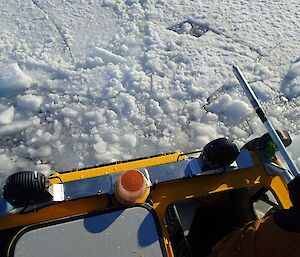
[{"left": 264, "top": 142, "right": 277, "bottom": 159}]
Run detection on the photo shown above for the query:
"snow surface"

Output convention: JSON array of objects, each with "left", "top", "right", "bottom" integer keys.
[{"left": 0, "top": 0, "right": 300, "bottom": 184}]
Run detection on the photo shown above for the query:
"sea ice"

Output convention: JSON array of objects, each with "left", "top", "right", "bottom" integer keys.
[
  {"left": 119, "top": 134, "right": 137, "bottom": 149},
  {"left": 0, "top": 0, "right": 299, "bottom": 177},
  {"left": 223, "top": 100, "right": 253, "bottom": 125},
  {"left": 17, "top": 95, "right": 43, "bottom": 112},
  {"left": 282, "top": 61, "right": 300, "bottom": 99},
  {"left": 92, "top": 47, "right": 127, "bottom": 65},
  {"left": 0, "top": 63, "right": 32, "bottom": 95},
  {"left": 0, "top": 117, "right": 40, "bottom": 136},
  {"left": 94, "top": 139, "right": 108, "bottom": 154},
  {"left": 0, "top": 106, "right": 15, "bottom": 125}
]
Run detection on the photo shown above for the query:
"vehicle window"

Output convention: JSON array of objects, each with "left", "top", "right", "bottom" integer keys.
[
  {"left": 165, "top": 190, "right": 240, "bottom": 257},
  {"left": 10, "top": 206, "right": 165, "bottom": 257},
  {"left": 252, "top": 190, "right": 279, "bottom": 219},
  {"left": 165, "top": 186, "right": 275, "bottom": 257}
]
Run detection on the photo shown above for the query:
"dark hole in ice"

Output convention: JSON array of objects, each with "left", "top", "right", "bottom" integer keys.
[{"left": 168, "top": 19, "right": 209, "bottom": 38}]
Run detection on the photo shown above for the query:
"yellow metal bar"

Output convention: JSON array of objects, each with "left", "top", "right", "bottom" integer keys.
[
  {"left": 49, "top": 151, "right": 184, "bottom": 184},
  {"left": 0, "top": 195, "right": 111, "bottom": 230}
]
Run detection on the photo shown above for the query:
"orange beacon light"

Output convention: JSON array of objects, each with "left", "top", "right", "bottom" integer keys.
[{"left": 114, "top": 169, "right": 150, "bottom": 204}]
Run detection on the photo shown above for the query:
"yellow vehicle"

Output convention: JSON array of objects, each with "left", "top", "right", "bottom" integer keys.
[
  {"left": 0, "top": 132, "right": 296, "bottom": 257},
  {"left": 0, "top": 67, "right": 298, "bottom": 257}
]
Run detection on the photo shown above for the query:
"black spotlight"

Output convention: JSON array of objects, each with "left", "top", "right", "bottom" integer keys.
[
  {"left": 202, "top": 138, "right": 239, "bottom": 167},
  {"left": 2, "top": 171, "right": 49, "bottom": 207}
]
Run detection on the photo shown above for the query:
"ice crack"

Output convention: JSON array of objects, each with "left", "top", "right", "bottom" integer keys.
[{"left": 31, "top": 0, "right": 75, "bottom": 64}]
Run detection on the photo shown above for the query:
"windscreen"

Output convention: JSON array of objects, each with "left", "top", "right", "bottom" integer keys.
[{"left": 11, "top": 206, "right": 165, "bottom": 257}]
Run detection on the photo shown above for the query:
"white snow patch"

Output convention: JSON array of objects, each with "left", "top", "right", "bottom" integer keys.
[
  {"left": 184, "top": 101, "right": 205, "bottom": 120},
  {"left": 206, "top": 94, "right": 252, "bottom": 125},
  {"left": 223, "top": 100, "right": 253, "bottom": 125},
  {"left": 0, "top": 106, "right": 15, "bottom": 124},
  {"left": 28, "top": 146, "right": 52, "bottom": 159},
  {"left": 0, "top": 63, "right": 32, "bottom": 94},
  {"left": 94, "top": 139, "right": 108, "bottom": 154},
  {"left": 0, "top": 154, "right": 15, "bottom": 174},
  {"left": 85, "top": 110, "right": 107, "bottom": 125},
  {"left": 101, "top": 0, "right": 119, "bottom": 8},
  {"left": 0, "top": 117, "right": 40, "bottom": 136},
  {"left": 92, "top": 47, "right": 127, "bottom": 64},
  {"left": 46, "top": 132, "right": 54, "bottom": 141},
  {"left": 230, "top": 126, "right": 248, "bottom": 140},
  {"left": 0, "top": 0, "right": 299, "bottom": 176},
  {"left": 287, "top": 61, "right": 300, "bottom": 80},
  {"left": 76, "top": 56, "right": 104, "bottom": 69},
  {"left": 110, "top": 93, "right": 141, "bottom": 119},
  {"left": 94, "top": 151, "right": 117, "bottom": 163},
  {"left": 283, "top": 61, "right": 300, "bottom": 98},
  {"left": 181, "top": 22, "right": 193, "bottom": 34},
  {"left": 189, "top": 122, "right": 219, "bottom": 149},
  {"left": 252, "top": 82, "right": 276, "bottom": 101},
  {"left": 119, "top": 134, "right": 137, "bottom": 148},
  {"left": 206, "top": 94, "right": 233, "bottom": 114},
  {"left": 61, "top": 107, "right": 79, "bottom": 118},
  {"left": 148, "top": 99, "right": 163, "bottom": 116},
  {"left": 17, "top": 94, "right": 43, "bottom": 112}
]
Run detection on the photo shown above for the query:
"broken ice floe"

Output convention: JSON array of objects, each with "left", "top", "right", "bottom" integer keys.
[{"left": 168, "top": 19, "right": 209, "bottom": 38}]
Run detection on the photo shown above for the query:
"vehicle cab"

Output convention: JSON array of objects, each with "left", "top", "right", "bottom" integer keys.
[{"left": 0, "top": 135, "right": 293, "bottom": 257}]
